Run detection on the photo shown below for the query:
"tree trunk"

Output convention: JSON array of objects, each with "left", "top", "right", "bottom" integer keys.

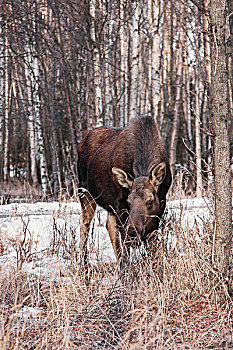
[
  {"left": 195, "top": 76, "right": 202, "bottom": 197},
  {"left": 104, "top": 10, "right": 113, "bottom": 127},
  {"left": 169, "top": 33, "right": 183, "bottom": 174},
  {"left": 51, "top": 60, "right": 60, "bottom": 198},
  {"left": 0, "top": 9, "right": 5, "bottom": 181},
  {"left": 149, "top": 0, "right": 160, "bottom": 121},
  {"left": 33, "top": 55, "right": 48, "bottom": 199},
  {"left": 0, "top": 7, "right": 4, "bottom": 160},
  {"left": 25, "top": 50, "right": 38, "bottom": 185},
  {"left": 90, "top": 0, "right": 103, "bottom": 127},
  {"left": 23, "top": 6, "right": 48, "bottom": 198},
  {"left": 129, "top": 3, "right": 140, "bottom": 120},
  {"left": 119, "top": 0, "right": 128, "bottom": 126},
  {"left": 203, "top": 0, "right": 214, "bottom": 193},
  {"left": 3, "top": 33, "right": 9, "bottom": 181},
  {"left": 210, "top": 0, "right": 232, "bottom": 287}
]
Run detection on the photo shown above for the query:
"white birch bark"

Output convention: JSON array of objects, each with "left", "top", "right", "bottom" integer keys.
[
  {"left": 129, "top": 3, "right": 140, "bottom": 120},
  {"left": 23, "top": 9, "right": 48, "bottom": 198},
  {"left": 119, "top": 0, "right": 128, "bottom": 126},
  {"left": 90, "top": 0, "right": 103, "bottom": 127},
  {"left": 0, "top": 13, "right": 4, "bottom": 153},
  {"left": 169, "top": 34, "right": 182, "bottom": 173},
  {"left": 51, "top": 61, "right": 60, "bottom": 198},
  {"left": 33, "top": 55, "right": 48, "bottom": 199},
  {"left": 24, "top": 50, "right": 38, "bottom": 185},
  {"left": 195, "top": 76, "right": 202, "bottom": 197},
  {"left": 182, "top": 11, "right": 192, "bottom": 147},
  {"left": 149, "top": 0, "right": 160, "bottom": 120},
  {"left": 162, "top": 1, "right": 172, "bottom": 115},
  {"left": 186, "top": 70, "right": 192, "bottom": 144},
  {"left": 3, "top": 34, "right": 9, "bottom": 181},
  {"left": 104, "top": 11, "right": 113, "bottom": 127}
]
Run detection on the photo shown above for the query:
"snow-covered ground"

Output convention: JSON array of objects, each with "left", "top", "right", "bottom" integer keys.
[{"left": 0, "top": 197, "right": 216, "bottom": 278}]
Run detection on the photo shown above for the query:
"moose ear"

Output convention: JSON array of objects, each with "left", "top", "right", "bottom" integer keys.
[
  {"left": 149, "top": 162, "right": 166, "bottom": 189},
  {"left": 112, "top": 167, "right": 133, "bottom": 189}
]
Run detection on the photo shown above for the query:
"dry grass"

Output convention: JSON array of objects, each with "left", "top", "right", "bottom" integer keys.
[{"left": 0, "top": 210, "right": 232, "bottom": 350}]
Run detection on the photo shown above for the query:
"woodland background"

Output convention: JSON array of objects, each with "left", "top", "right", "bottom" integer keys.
[
  {"left": 0, "top": 0, "right": 232, "bottom": 200},
  {"left": 0, "top": 1, "right": 233, "bottom": 347}
]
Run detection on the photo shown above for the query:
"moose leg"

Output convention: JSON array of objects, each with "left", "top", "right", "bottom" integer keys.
[
  {"left": 79, "top": 191, "right": 96, "bottom": 270},
  {"left": 106, "top": 213, "right": 130, "bottom": 268},
  {"left": 106, "top": 213, "right": 121, "bottom": 262}
]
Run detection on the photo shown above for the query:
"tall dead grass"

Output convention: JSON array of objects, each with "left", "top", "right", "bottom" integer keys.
[{"left": 0, "top": 212, "right": 232, "bottom": 349}]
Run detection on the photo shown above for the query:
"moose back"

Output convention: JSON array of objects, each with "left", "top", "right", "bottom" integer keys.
[{"left": 77, "top": 116, "right": 172, "bottom": 266}]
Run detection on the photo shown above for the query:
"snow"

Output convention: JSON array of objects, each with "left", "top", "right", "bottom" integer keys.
[
  {"left": 166, "top": 197, "right": 214, "bottom": 229},
  {"left": 0, "top": 197, "right": 220, "bottom": 323},
  {"left": 0, "top": 201, "right": 114, "bottom": 277},
  {"left": 10, "top": 306, "right": 42, "bottom": 321},
  {"left": 0, "top": 197, "right": 216, "bottom": 278}
]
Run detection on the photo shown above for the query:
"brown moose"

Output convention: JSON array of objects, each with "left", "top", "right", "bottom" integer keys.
[{"left": 77, "top": 116, "right": 172, "bottom": 267}]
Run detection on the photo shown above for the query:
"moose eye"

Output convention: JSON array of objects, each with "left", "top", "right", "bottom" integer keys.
[{"left": 147, "top": 200, "right": 153, "bottom": 209}]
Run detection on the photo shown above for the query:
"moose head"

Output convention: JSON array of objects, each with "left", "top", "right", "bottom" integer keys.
[{"left": 112, "top": 162, "right": 166, "bottom": 245}]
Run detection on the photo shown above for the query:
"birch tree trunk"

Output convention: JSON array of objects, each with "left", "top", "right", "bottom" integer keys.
[
  {"left": 90, "top": 0, "right": 103, "bottom": 127},
  {"left": 50, "top": 59, "right": 60, "bottom": 198},
  {"left": 169, "top": 33, "right": 183, "bottom": 173},
  {"left": 0, "top": 7, "right": 5, "bottom": 181},
  {"left": 119, "top": 0, "right": 128, "bottom": 126},
  {"left": 25, "top": 50, "right": 38, "bottom": 185},
  {"left": 129, "top": 3, "right": 140, "bottom": 120},
  {"left": 104, "top": 11, "right": 113, "bottom": 127},
  {"left": 149, "top": 0, "right": 160, "bottom": 121},
  {"left": 184, "top": 69, "right": 192, "bottom": 145},
  {"left": 162, "top": 0, "right": 173, "bottom": 128},
  {"left": 210, "top": 0, "right": 232, "bottom": 289},
  {"left": 22, "top": 5, "right": 48, "bottom": 198},
  {"left": 0, "top": 8, "right": 4, "bottom": 159},
  {"left": 195, "top": 76, "right": 202, "bottom": 197},
  {"left": 33, "top": 56, "right": 48, "bottom": 199},
  {"left": 3, "top": 33, "right": 9, "bottom": 181}
]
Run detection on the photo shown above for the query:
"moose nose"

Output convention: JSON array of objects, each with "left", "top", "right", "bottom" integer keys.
[{"left": 128, "top": 214, "right": 144, "bottom": 235}]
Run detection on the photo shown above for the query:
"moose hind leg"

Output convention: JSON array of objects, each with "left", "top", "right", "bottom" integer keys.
[{"left": 79, "top": 190, "right": 96, "bottom": 269}]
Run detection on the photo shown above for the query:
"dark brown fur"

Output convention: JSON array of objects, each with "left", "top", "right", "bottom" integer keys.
[{"left": 78, "top": 116, "right": 172, "bottom": 266}]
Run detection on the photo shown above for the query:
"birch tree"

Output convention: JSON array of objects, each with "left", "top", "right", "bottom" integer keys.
[
  {"left": 129, "top": 3, "right": 140, "bottom": 120},
  {"left": 3, "top": 32, "right": 9, "bottom": 181},
  {"left": 0, "top": 5, "right": 4, "bottom": 160},
  {"left": 194, "top": 75, "right": 202, "bottom": 197},
  {"left": 22, "top": 4, "right": 48, "bottom": 197},
  {"left": 119, "top": 0, "right": 128, "bottom": 126},
  {"left": 25, "top": 52, "right": 38, "bottom": 185},
  {"left": 169, "top": 27, "right": 183, "bottom": 173},
  {"left": 148, "top": 0, "right": 160, "bottom": 121},
  {"left": 90, "top": 0, "right": 103, "bottom": 127}
]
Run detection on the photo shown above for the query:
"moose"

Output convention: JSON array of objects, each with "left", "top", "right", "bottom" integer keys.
[{"left": 77, "top": 116, "right": 172, "bottom": 268}]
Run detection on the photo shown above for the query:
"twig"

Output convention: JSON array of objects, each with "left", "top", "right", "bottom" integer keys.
[
  {"left": 212, "top": 25, "right": 219, "bottom": 77},
  {"left": 200, "top": 127, "right": 215, "bottom": 137},
  {"left": 188, "top": 0, "right": 205, "bottom": 13}
]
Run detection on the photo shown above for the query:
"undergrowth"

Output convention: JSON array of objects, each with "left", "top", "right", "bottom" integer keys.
[{"left": 0, "top": 212, "right": 232, "bottom": 349}]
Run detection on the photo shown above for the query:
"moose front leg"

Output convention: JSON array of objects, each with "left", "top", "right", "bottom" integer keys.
[
  {"left": 106, "top": 213, "right": 130, "bottom": 268},
  {"left": 79, "top": 190, "right": 96, "bottom": 271}
]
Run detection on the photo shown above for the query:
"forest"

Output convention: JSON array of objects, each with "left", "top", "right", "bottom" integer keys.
[
  {"left": 0, "top": 0, "right": 231, "bottom": 200},
  {"left": 0, "top": 1, "right": 233, "bottom": 348}
]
